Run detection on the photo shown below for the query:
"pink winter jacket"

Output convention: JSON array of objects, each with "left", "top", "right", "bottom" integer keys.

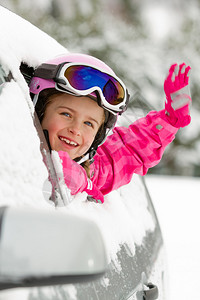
[{"left": 58, "top": 109, "right": 178, "bottom": 197}]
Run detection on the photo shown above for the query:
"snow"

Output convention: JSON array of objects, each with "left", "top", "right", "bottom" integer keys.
[
  {"left": 0, "top": 82, "right": 47, "bottom": 207},
  {"left": 145, "top": 175, "right": 200, "bottom": 300},
  {"left": 142, "top": 4, "right": 178, "bottom": 40},
  {"left": 2, "top": 174, "right": 199, "bottom": 300},
  {"left": 0, "top": 6, "right": 66, "bottom": 207},
  {"left": 58, "top": 175, "right": 155, "bottom": 266}
]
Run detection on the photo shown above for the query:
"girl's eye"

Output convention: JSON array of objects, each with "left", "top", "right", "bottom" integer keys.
[
  {"left": 61, "top": 112, "right": 70, "bottom": 118},
  {"left": 85, "top": 121, "right": 93, "bottom": 127}
]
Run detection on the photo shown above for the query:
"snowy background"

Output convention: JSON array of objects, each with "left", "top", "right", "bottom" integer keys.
[{"left": 146, "top": 175, "right": 200, "bottom": 300}]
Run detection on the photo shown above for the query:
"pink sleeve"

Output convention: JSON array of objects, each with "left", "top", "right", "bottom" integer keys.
[
  {"left": 91, "top": 109, "right": 178, "bottom": 195},
  {"left": 58, "top": 151, "right": 88, "bottom": 195}
]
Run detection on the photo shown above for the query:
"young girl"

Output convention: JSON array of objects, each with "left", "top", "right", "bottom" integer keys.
[{"left": 29, "top": 53, "right": 191, "bottom": 203}]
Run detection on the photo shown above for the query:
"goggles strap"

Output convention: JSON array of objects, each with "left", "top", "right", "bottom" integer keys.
[{"left": 34, "top": 63, "right": 60, "bottom": 80}]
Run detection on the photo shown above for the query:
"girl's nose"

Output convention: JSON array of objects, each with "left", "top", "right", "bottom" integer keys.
[{"left": 68, "top": 120, "right": 81, "bottom": 136}]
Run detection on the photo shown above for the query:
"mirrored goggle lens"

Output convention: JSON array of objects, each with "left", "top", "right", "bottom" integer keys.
[{"left": 64, "top": 65, "right": 125, "bottom": 105}]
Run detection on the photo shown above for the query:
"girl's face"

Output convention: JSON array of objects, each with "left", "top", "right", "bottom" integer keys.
[{"left": 41, "top": 93, "right": 105, "bottom": 159}]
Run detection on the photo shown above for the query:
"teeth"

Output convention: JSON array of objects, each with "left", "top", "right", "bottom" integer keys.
[{"left": 60, "top": 137, "right": 77, "bottom": 146}]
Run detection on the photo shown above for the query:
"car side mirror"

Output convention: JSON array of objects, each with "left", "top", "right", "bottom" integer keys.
[{"left": 0, "top": 206, "right": 107, "bottom": 290}]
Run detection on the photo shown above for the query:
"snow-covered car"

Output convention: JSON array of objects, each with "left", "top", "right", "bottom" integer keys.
[{"left": 0, "top": 5, "right": 166, "bottom": 300}]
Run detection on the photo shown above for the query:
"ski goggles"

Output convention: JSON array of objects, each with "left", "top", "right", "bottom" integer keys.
[{"left": 32, "top": 62, "right": 129, "bottom": 115}]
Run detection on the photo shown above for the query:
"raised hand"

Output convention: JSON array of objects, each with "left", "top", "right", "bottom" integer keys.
[{"left": 164, "top": 63, "right": 191, "bottom": 128}]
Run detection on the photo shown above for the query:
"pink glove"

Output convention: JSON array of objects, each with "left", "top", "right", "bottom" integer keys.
[
  {"left": 58, "top": 151, "right": 104, "bottom": 203},
  {"left": 164, "top": 63, "right": 191, "bottom": 128}
]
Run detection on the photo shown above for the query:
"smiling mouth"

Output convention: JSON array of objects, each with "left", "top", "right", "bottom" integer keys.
[{"left": 59, "top": 136, "right": 78, "bottom": 147}]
